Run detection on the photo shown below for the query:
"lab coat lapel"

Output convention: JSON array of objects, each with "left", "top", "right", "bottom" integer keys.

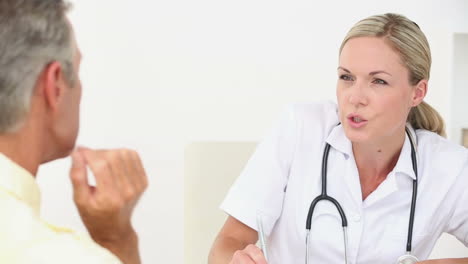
[
  {"left": 363, "top": 132, "right": 415, "bottom": 208},
  {"left": 325, "top": 125, "right": 363, "bottom": 209}
]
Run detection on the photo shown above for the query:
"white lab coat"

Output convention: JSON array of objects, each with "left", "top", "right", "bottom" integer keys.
[{"left": 221, "top": 101, "right": 468, "bottom": 264}]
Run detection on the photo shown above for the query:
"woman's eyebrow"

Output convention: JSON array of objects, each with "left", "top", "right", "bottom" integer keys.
[
  {"left": 369, "top": 70, "right": 392, "bottom": 76},
  {"left": 338, "top": 67, "right": 392, "bottom": 77},
  {"left": 337, "top": 66, "right": 350, "bottom": 73}
]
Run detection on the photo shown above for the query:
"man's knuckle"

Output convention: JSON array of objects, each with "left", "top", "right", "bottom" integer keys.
[
  {"left": 109, "top": 150, "right": 120, "bottom": 160},
  {"left": 118, "top": 148, "right": 129, "bottom": 157},
  {"left": 123, "top": 188, "right": 136, "bottom": 200},
  {"left": 94, "top": 159, "right": 108, "bottom": 170},
  {"left": 130, "top": 150, "right": 141, "bottom": 161},
  {"left": 142, "top": 177, "right": 149, "bottom": 189}
]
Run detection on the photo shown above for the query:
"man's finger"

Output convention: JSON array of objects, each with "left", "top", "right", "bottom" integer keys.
[
  {"left": 120, "top": 150, "right": 143, "bottom": 198},
  {"left": 81, "top": 149, "right": 116, "bottom": 195},
  {"left": 128, "top": 150, "right": 148, "bottom": 191},
  {"left": 70, "top": 150, "right": 90, "bottom": 202},
  {"left": 105, "top": 150, "right": 132, "bottom": 197}
]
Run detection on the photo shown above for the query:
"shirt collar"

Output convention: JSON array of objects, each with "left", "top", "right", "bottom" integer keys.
[
  {"left": 0, "top": 153, "right": 41, "bottom": 215},
  {"left": 325, "top": 124, "right": 352, "bottom": 159},
  {"left": 325, "top": 124, "right": 417, "bottom": 180},
  {"left": 392, "top": 128, "right": 417, "bottom": 180}
]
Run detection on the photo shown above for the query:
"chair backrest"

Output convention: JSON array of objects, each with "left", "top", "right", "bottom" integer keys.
[{"left": 184, "top": 141, "right": 256, "bottom": 264}]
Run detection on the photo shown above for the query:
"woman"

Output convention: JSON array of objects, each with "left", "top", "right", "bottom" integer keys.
[{"left": 208, "top": 13, "right": 468, "bottom": 263}]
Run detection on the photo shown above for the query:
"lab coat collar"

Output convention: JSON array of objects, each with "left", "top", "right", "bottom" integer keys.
[
  {"left": 392, "top": 128, "right": 417, "bottom": 180},
  {"left": 325, "top": 124, "right": 417, "bottom": 180},
  {"left": 0, "top": 153, "right": 41, "bottom": 215},
  {"left": 325, "top": 124, "right": 352, "bottom": 159}
]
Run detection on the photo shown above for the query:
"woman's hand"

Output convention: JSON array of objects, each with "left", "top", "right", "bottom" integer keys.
[{"left": 229, "top": 244, "right": 268, "bottom": 264}]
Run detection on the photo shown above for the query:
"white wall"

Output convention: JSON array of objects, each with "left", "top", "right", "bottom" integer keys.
[
  {"left": 450, "top": 33, "right": 468, "bottom": 144},
  {"left": 34, "top": 0, "right": 468, "bottom": 263}
]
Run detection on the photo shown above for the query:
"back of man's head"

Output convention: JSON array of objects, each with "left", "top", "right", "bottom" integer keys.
[{"left": 0, "top": 0, "right": 74, "bottom": 133}]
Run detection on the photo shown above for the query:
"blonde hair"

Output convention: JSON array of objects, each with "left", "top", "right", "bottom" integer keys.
[{"left": 339, "top": 13, "right": 446, "bottom": 137}]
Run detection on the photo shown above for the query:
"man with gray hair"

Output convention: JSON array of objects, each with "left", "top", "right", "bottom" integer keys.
[{"left": 0, "top": 1, "right": 148, "bottom": 263}]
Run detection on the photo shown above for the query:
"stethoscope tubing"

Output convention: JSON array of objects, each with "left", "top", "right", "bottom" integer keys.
[{"left": 304, "top": 125, "right": 419, "bottom": 264}]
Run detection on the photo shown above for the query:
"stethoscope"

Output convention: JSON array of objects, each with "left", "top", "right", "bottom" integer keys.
[{"left": 305, "top": 125, "right": 419, "bottom": 264}]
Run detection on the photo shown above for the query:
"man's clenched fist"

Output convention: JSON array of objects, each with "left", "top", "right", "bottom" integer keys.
[{"left": 70, "top": 147, "right": 148, "bottom": 264}]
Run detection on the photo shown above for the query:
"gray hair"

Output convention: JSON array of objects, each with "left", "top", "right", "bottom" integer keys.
[{"left": 0, "top": 0, "right": 74, "bottom": 133}]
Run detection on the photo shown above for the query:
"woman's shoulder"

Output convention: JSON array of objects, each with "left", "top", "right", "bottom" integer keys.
[
  {"left": 287, "top": 100, "right": 339, "bottom": 132},
  {"left": 282, "top": 101, "right": 340, "bottom": 145},
  {"left": 288, "top": 100, "right": 338, "bottom": 117},
  {"left": 416, "top": 130, "right": 467, "bottom": 156},
  {"left": 416, "top": 129, "right": 468, "bottom": 176}
]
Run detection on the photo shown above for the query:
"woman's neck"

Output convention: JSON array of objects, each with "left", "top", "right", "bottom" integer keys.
[{"left": 352, "top": 128, "right": 406, "bottom": 200}]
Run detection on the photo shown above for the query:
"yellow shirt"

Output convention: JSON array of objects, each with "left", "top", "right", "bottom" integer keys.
[{"left": 0, "top": 153, "right": 122, "bottom": 264}]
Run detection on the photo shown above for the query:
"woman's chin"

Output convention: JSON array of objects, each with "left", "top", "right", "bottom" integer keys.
[{"left": 343, "top": 126, "right": 371, "bottom": 144}]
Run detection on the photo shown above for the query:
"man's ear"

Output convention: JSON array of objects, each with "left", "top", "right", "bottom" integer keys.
[
  {"left": 37, "top": 61, "right": 66, "bottom": 111},
  {"left": 412, "top": 79, "right": 428, "bottom": 107}
]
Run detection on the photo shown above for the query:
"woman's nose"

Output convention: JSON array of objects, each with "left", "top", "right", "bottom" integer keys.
[{"left": 348, "top": 81, "right": 368, "bottom": 106}]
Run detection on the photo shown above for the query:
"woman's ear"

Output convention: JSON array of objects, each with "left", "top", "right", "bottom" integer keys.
[{"left": 412, "top": 79, "right": 428, "bottom": 107}]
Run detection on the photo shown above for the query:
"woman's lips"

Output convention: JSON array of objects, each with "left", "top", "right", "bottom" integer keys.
[{"left": 347, "top": 114, "right": 368, "bottom": 128}]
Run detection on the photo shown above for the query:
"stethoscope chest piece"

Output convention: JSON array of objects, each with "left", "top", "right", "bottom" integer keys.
[{"left": 396, "top": 254, "right": 419, "bottom": 264}]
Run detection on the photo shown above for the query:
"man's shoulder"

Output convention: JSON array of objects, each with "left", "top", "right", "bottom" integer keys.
[
  {"left": 0, "top": 193, "right": 121, "bottom": 264},
  {"left": 7, "top": 231, "right": 122, "bottom": 264}
]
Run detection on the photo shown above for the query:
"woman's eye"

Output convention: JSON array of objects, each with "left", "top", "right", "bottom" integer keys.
[
  {"left": 339, "top": 74, "right": 353, "bottom": 81},
  {"left": 373, "top": 78, "right": 388, "bottom": 85}
]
